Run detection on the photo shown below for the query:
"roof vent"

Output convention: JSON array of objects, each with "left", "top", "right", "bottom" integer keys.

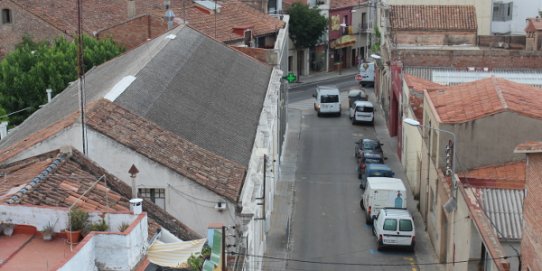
[
  {"left": 129, "top": 198, "right": 143, "bottom": 215},
  {"left": 467, "top": 67, "right": 475, "bottom": 72}
]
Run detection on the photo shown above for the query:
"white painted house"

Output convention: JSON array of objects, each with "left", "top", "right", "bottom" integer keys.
[{"left": 0, "top": 23, "right": 288, "bottom": 271}]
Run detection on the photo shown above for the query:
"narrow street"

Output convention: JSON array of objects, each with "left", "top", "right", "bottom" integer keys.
[{"left": 286, "top": 82, "right": 419, "bottom": 271}]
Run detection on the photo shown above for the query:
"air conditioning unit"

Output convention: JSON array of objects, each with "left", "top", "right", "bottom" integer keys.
[{"left": 215, "top": 202, "right": 227, "bottom": 211}]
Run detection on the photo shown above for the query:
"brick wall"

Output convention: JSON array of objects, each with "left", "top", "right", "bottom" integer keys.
[
  {"left": 394, "top": 31, "right": 476, "bottom": 46},
  {"left": 393, "top": 49, "right": 542, "bottom": 69},
  {"left": 0, "top": 1, "right": 70, "bottom": 57},
  {"left": 96, "top": 15, "right": 168, "bottom": 50},
  {"left": 521, "top": 153, "right": 542, "bottom": 271}
]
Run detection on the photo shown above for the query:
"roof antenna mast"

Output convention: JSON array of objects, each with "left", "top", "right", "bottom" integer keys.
[{"left": 76, "top": 0, "right": 88, "bottom": 155}]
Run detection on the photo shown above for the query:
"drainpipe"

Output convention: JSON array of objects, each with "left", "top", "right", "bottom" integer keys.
[{"left": 0, "top": 121, "right": 8, "bottom": 139}]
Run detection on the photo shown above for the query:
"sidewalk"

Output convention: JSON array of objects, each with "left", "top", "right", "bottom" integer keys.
[{"left": 265, "top": 69, "right": 443, "bottom": 271}]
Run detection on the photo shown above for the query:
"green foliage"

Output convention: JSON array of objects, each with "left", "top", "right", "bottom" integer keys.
[
  {"left": 187, "top": 245, "right": 211, "bottom": 270},
  {"left": 0, "top": 35, "right": 124, "bottom": 125},
  {"left": 118, "top": 222, "right": 130, "bottom": 232},
  {"left": 68, "top": 208, "right": 89, "bottom": 231},
  {"left": 371, "top": 26, "right": 381, "bottom": 55},
  {"left": 90, "top": 219, "right": 109, "bottom": 231},
  {"left": 288, "top": 3, "right": 327, "bottom": 49}
]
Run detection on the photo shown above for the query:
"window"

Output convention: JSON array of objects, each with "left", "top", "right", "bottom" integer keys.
[
  {"left": 2, "top": 9, "right": 12, "bottom": 24},
  {"left": 492, "top": 2, "right": 512, "bottom": 21},
  {"left": 383, "top": 219, "right": 397, "bottom": 231},
  {"left": 356, "top": 106, "right": 374, "bottom": 113},
  {"left": 361, "top": 12, "right": 367, "bottom": 30},
  {"left": 321, "top": 95, "right": 339, "bottom": 103},
  {"left": 139, "top": 188, "right": 166, "bottom": 209},
  {"left": 399, "top": 219, "right": 413, "bottom": 231}
]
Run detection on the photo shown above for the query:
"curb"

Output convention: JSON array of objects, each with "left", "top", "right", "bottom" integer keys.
[{"left": 288, "top": 72, "right": 358, "bottom": 89}]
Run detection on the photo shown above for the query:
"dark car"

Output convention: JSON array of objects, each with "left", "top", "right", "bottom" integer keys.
[
  {"left": 357, "top": 150, "right": 385, "bottom": 178},
  {"left": 354, "top": 138, "right": 383, "bottom": 159},
  {"left": 359, "top": 163, "right": 395, "bottom": 189}
]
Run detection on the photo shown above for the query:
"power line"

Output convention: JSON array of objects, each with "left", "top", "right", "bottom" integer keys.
[{"left": 228, "top": 251, "right": 520, "bottom": 267}]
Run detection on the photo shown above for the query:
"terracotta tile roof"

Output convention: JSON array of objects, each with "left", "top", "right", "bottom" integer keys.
[
  {"left": 11, "top": 0, "right": 284, "bottom": 43},
  {"left": 282, "top": 0, "right": 305, "bottom": 10},
  {"left": 331, "top": 0, "right": 362, "bottom": 10},
  {"left": 427, "top": 77, "right": 542, "bottom": 123},
  {"left": 389, "top": 5, "right": 477, "bottom": 31},
  {"left": 85, "top": 99, "right": 246, "bottom": 203},
  {"left": 404, "top": 73, "right": 445, "bottom": 121},
  {"left": 459, "top": 161, "right": 526, "bottom": 189},
  {"left": 0, "top": 148, "right": 200, "bottom": 240},
  {"left": 525, "top": 18, "right": 542, "bottom": 32},
  {"left": 0, "top": 112, "right": 80, "bottom": 165},
  {"left": 181, "top": 0, "right": 285, "bottom": 42},
  {"left": 514, "top": 141, "right": 542, "bottom": 153}
]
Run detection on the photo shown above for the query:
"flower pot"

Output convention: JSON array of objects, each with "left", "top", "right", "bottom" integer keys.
[
  {"left": 65, "top": 230, "right": 81, "bottom": 244},
  {"left": 42, "top": 232, "right": 54, "bottom": 241}
]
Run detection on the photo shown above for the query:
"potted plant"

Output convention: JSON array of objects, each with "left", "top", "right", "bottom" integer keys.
[
  {"left": 66, "top": 208, "right": 88, "bottom": 244},
  {"left": 89, "top": 219, "right": 109, "bottom": 232},
  {"left": 40, "top": 222, "right": 55, "bottom": 241},
  {"left": 2, "top": 219, "right": 14, "bottom": 236},
  {"left": 118, "top": 222, "right": 130, "bottom": 232}
]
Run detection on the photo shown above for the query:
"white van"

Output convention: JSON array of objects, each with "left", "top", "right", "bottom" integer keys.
[
  {"left": 357, "top": 62, "right": 375, "bottom": 87},
  {"left": 349, "top": 100, "right": 374, "bottom": 125},
  {"left": 313, "top": 86, "right": 341, "bottom": 117},
  {"left": 360, "top": 177, "right": 407, "bottom": 224},
  {"left": 373, "top": 208, "right": 415, "bottom": 251}
]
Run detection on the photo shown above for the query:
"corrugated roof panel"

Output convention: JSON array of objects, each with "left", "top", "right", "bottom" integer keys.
[
  {"left": 481, "top": 188, "right": 524, "bottom": 240},
  {"left": 403, "top": 67, "right": 542, "bottom": 88}
]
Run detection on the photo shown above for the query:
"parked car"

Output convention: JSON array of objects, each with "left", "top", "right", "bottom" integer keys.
[
  {"left": 372, "top": 208, "right": 415, "bottom": 251},
  {"left": 354, "top": 138, "right": 383, "bottom": 159},
  {"left": 348, "top": 89, "right": 368, "bottom": 114},
  {"left": 350, "top": 100, "right": 374, "bottom": 125},
  {"left": 357, "top": 151, "right": 385, "bottom": 177},
  {"left": 359, "top": 163, "right": 395, "bottom": 189},
  {"left": 360, "top": 177, "right": 407, "bottom": 224},
  {"left": 313, "top": 85, "right": 341, "bottom": 117},
  {"left": 356, "top": 62, "right": 375, "bottom": 87}
]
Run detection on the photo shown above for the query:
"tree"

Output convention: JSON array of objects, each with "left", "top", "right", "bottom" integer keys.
[
  {"left": 0, "top": 35, "right": 124, "bottom": 125},
  {"left": 288, "top": 3, "right": 327, "bottom": 49}
]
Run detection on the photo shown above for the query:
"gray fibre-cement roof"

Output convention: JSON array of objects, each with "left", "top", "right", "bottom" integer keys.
[{"left": 0, "top": 25, "right": 272, "bottom": 166}]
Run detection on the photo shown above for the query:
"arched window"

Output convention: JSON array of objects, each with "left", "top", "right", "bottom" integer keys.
[{"left": 2, "top": 9, "right": 12, "bottom": 24}]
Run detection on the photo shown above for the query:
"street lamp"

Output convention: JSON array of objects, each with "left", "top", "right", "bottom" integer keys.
[{"left": 403, "top": 118, "right": 457, "bottom": 212}]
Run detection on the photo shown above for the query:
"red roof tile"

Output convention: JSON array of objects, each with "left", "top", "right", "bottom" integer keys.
[
  {"left": 525, "top": 18, "right": 542, "bottom": 32},
  {"left": 514, "top": 141, "right": 542, "bottom": 153},
  {"left": 331, "top": 0, "right": 363, "bottom": 10},
  {"left": 390, "top": 5, "right": 477, "bottom": 31},
  {"left": 85, "top": 99, "right": 246, "bottom": 202},
  {"left": 404, "top": 73, "right": 445, "bottom": 121},
  {"left": 459, "top": 161, "right": 526, "bottom": 189},
  {"left": 427, "top": 77, "right": 542, "bottom": 123},
  {"left": 11, "top": 0, "right": 284, "bottom": 43}
]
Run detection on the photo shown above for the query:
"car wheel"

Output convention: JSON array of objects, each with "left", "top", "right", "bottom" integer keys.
[
  {"left": 370, "top": 119, "right": 374, "bottom": 126},
  {"left": 360, "top": 199, "right": 365, "bottom": 210},
  {"left": 352, "top": 118, "right": 356, "bottom": 125},
  {"left": 359, "top": 184, "right": 363, "bottom": 189},
  {"left": 358, "top": 172, "right": 362, "bottom": 179},
  {"left": 337, "top": 111, "right": 341, "bottom": 117},
  {"left": 317, "top": 111, "right": 321, "bottom": 117},
  {"left": 409, "top": 242, "right": 416, "bottom": 252}
]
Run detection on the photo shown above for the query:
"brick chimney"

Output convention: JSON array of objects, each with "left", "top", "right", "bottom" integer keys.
[{"left": 128, "top": 0, "right": 136, "bottom": 19}]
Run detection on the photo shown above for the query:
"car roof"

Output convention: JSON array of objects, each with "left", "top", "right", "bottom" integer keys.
[
  {"left": 354, "top": 100, "right": 373, "bottom": 107},
  {"left": 381, "top": 208, "right": 412, "bottom": 219},
  {"left": 362, "top": 138, "right": 379, "bottom": 143},
  {"left": 363, "top": 150, "right": 383, "bottom": 158},
  {"left": 366, "top": 177, "right": 406, "bottom": 190},
  {"left": 366, "top": 163, "right": 392, "bottom": 171}
]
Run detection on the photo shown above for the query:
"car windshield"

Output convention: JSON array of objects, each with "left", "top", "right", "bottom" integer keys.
[
  {"left": 321, "top": 95, "right": 339, "bottom": 103},
  {"left": 356, "top": 106, "right": 374, "bottom": 113},
  {"left": 369, "top": 170, "right": 393, "bottom": 177},
  {"left": 365, "top": 158, "right": 383, "bottom": 164},
  {"left": 363, "top": 140, "right": 380, "bottom": 150},
  {"left": 399, "top": 219, "right": 413, "bottom": 231},
  {"left": 383, "top": 219, "right": 397, "bottom": 231}
]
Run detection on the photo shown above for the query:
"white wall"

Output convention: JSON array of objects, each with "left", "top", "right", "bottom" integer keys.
[
  {"left": 491, "top": 0, "right": 542, "bottom": 34},
  {"left": 6, "top": 124, "right": 236, "bottom": 236},
  {"left": 239, "top": 67, "right": 282, "bottom": 271},
  {"left": 400, "top": 81, "right": 423, "bottom": 197}
]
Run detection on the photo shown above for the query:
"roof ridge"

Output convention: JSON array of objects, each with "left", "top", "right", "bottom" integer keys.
[
  {"left": 492, "top": 77, "right": 508, "bottom": 110},
  {"left": 6, "top": 153, "right": 67, "bottom": 204}
]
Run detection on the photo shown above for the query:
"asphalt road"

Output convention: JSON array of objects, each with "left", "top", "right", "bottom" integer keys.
[{"left": 286, "top": 82, "right": 418, "bottom": 271}]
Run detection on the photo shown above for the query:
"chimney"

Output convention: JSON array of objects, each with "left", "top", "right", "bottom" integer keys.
[
  {"left": 128, "top": 0, "right": 136, "bottom": 19},
  {"left": 46, "top": 88, "right": 52, "bottom": 103},
  {"left": 0, "top": 121, "right": 7, "bottom": 139}
]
